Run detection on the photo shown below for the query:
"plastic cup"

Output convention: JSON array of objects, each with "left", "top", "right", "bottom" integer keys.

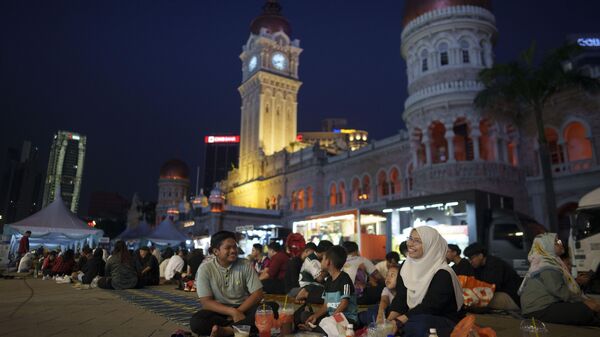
[
  {"left": 519, "top": 319, "right": 548, "bottom": 337},
  {"left": 367, "top": 323, "right": 378, "bottom": 337},
  {"left": 279, "top": 307, "right": 294, "bottom": 335},
  {"left": 255, "top": 306, "right": 274, "bottom": 337},
  {"left": 233, "top": 325, "right": 251, "bottom": 337}
]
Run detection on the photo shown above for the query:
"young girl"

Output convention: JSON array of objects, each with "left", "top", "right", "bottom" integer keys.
[{"left": 377, "top": 264, "right": 399, "bottom": 323}]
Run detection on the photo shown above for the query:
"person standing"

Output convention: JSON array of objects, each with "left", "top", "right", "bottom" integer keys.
[{"left": 17, "top": 231, "right": 31, "bottom": 258}]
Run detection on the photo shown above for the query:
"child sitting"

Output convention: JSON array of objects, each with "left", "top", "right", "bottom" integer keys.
[
  {"left": 300, "top": 246, "right": 358, "bottom": 331},
  {"left": 358, "top": 264, "right": 399, "bottom": 326}
]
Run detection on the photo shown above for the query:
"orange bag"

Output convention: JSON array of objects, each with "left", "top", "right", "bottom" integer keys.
[
  {"left": 458, "top": 275, "right": 496, "bottom": 308},
  {"left": 451, "top": 315, "right": 497, "bottom": 337}
]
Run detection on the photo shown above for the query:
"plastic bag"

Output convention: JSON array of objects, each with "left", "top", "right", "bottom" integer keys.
[{"left": 458, "top": 275, "right": 496, "bottom": 308}]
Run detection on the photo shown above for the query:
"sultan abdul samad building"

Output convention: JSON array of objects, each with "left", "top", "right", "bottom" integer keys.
[{"left": 193, "top": 0, "right": 600, "bottom": 258}]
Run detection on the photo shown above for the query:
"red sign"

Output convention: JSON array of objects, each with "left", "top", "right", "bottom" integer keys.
[
  {"left": 296, "top": 134, "right": 303, "bottom": 141},
  {"left": 204, "top": 135, "right": 240, "bottom": 144}
]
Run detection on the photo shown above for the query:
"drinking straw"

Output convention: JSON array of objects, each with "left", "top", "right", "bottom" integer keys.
[
  {"left": 283, "top": 295, "right": 288, "bottom": 310},
  {"left": 532, "top": 317, "right": 539, "bottom": 337}
]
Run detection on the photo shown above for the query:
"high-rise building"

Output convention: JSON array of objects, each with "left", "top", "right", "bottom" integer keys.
[
  {"left": 202, "top": 135, "right": 239, "bottom": 196},
  {"left": 0, "top": 141, "right": 44, "bottom": 228},
  {"left": 42, "top": 131, "right": 87, "bottom": 214}
]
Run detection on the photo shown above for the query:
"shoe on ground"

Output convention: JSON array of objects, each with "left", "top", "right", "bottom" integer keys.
[{"left": 56, "top": 276, "right": 71, "bottom": 284}]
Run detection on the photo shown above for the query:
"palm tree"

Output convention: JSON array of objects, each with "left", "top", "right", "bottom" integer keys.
[{"left": 475, "top": 43, "right": 599, "bottom": 232}]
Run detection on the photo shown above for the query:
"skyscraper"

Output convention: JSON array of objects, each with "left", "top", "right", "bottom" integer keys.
[
  {"left": 202, "top": 135, "right": 239, "bottom": 195},
  {"left": 42, "top": 130, "right": 87, "bottom": 214}
]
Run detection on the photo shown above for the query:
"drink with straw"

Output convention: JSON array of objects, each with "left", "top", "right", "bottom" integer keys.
[
  {"left": 255, "top": 304, "right": 274, "bottom": 337},
  {"left": 279, "top": 307, "right": 294, "bottom": 335}
]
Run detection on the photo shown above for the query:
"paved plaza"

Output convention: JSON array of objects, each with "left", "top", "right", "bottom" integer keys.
[{"left": 1, "top": 276, "right": 599, "bottom": 337}]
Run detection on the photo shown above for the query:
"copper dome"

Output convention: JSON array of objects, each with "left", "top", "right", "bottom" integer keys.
[
  {"left": 250, "top": 0, "right": 292, "bottom": 36},
  {"left": 403, "top": 0, "right": 493, "bottom": 27},
  {"left": 159, "top": 159, "right": 189, "bottom": 180}
]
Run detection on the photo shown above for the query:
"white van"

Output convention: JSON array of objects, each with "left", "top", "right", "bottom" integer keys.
[{"left": 571, "top": 187, "right": 600, "bottom": 275}]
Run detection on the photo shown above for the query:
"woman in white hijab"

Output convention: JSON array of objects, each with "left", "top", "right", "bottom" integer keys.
[
  {"left": 388, "top": 226, "right": 464, "bottom": 337},
  {"left": 519, "top": 233, "right": 600, "bottom": 325}
]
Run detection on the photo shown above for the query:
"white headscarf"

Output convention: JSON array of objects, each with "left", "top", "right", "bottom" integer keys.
[{"left": 400, "top": 226, "right": 464, "bottom": 311}]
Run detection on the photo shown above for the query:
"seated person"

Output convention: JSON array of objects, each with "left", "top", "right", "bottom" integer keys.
[
  {"left": 72, "top": 247, "right": 93, "bottom": 281},
  {"left": 283, "top": 234, "right": 306, "bottom": 294},
  {"left": 359, "top": 264, "right": 400, "bottom": 326},
  {"left": 388, "top": 227, "right": 465, "bottom": 337},
  {"left": 259, "top": 242, "right": 289, "bottom": 294},
  {"left": 520, "top": 233, "right": 600, "bottom": 325},
  {"left": 300, "top": 246, "right": 358, "bottom": 331},
  {"left": 17, "top": 251, "right": 34, "bottom": 273},
  {"left": 376, "top": 251, "right": 400, "bottom": 278},
  {"left": 182, "top": 249, "right": 204, "bottom": 291},
  {"left": 164, "top": 249, "right": 187, "bottom": 288},
  {"left": 97, "top": 241, "right": 138, "bottom": 290},
  {"left": 446, "top": 244, "right": 474, "bottom": 276},
  {"left": 296, "top": 240, "right": 333, "bottom": 304},
  {"left": 464, "top": 243, "right": 522, "bottom": 310},
  {"left": 136, "top": 246, "right": 160, "bottom": 286},
  {"left": 250, "top": 243, "right": 270, "bottom": 273},
  {"left": 190, "top": 231, "right": 277, "bottom": 336},
  {"left": 51, "top": 249, "right": 76, "bottom": 277},
  {"left": 81, "top": 248, "right": 106, "bottom": 284},
  {"left": 159, "top": 247, "right": 175, "bottom": 278},
  {"left": 342, "top": 241, "right": 384, "bottom": 305},
  {"left": 41, "top": 251, "right": 57, "bottom": 279}
]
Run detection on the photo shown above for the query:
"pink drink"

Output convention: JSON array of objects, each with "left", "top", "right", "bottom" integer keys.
[{"left": 255, "top": 307, "right": 274, "bottom": 337}]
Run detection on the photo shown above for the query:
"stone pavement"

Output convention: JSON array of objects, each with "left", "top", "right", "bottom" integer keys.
[
  {"left": 0, "top": 278, "right": 187, "bottom": 337},
  {"left": 1, "top": 277, "right": 599, "bottom": 337}
]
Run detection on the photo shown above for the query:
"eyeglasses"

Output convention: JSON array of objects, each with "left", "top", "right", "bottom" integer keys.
[
  {"left": 555, "top": 239, "right": 563, "bottom": 246},
  {"left": 407, "top": 236, "right": 422, "bottom": 245}
]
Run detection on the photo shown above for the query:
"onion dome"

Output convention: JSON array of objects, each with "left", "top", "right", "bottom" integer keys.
[
  {"left": 159, "top": 159, "right": 189, "bottom": 180},
  {"left": 403, "top": 0, "right": 493, "bottom": 27},
  {"left": 250, "top": 0, "right": 292, "bottom": 36}
]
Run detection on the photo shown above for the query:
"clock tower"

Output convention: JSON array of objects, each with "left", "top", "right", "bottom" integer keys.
[{"left": 238, "top": 0, "right": 302, "bottom": 182}]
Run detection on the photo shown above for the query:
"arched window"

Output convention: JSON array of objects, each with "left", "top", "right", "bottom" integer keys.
[
  {"left": 564, "top": 122, "right": 593, "bottom": 170},
  {"left": 306, "top": 187, "right": 313, "bottom": 209},
  {"left": 479, "top": 120, "right": 494, "bottom": 161},
  {"left": 545, "top": 128, "right": 564, "bottom": 166},
  {"left": 329, "top": 184, "right": 337, "bottom": 208},
  {"left": 291, "top": 191, "right": 297, "bottom": 210},
  {"left": 430, "top": 122, "right": 448, "bottom": 164},
  {"left": 297, "top": 189, "right": 305, "bottom": 210},
  {"left": 377, "top": 170, "right": 389, "bottom": 197},
  {"left": 460, "top": 40, "right": 470, "bottom": 63},
  {"left": 421, "top": 49, "right": 429, "bottom": 72},
  {"left": 389, "top": 167, "right": 401, "bottom": 195},
  {"left": 438, "top": 42, "right": 449, "bottom": 66},
  {"left": 338, "top": 182, "right": 346, "bottom": 205},
  {"left": 362, "top": 175, "right": 371, "bottom": 200},
  {"left": 352, "top": 177, "right": 361, "bottom": 201},
  {"left": 454, "top": 120, "right": 473, "bottom": 161}
]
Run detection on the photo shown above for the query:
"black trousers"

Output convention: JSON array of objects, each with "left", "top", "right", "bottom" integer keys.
[
  {"left": 97, "top": 277, "right": 113, "bottom": 289},
  {"left": 357, "top": 284, "right": 384, "bottom": 305},
  {"left": 527, "top": 302, "right": 599, "bottom": 326},
  {"left": 190, "top": 301, "right": 279, "bottom": 336}
]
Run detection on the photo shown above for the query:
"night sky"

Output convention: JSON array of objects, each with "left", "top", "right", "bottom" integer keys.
[{"left": 1, "top": 0, "right": 599, "bottom": 215}]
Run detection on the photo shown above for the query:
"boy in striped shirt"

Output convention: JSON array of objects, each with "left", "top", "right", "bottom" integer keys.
[{"left": 303, "top": 246, "right": 358, "bottom": 328}]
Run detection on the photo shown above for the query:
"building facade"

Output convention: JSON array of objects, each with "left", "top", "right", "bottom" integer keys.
[
  {"left": 42, "top": 130, "right": 86, "bottom": 214},
  {"left": 211, "top": 0, "right": 600, "bottom": 247},
  {"left": 155, "top": 159, "right": 190, "bottom": 224}
]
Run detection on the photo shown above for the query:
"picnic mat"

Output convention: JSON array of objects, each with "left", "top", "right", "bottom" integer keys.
[{"left": 114, "top": 287, "right": 199, "bottom": 327}]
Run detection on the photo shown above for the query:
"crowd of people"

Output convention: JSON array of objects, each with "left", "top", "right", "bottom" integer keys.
[{"left": 12, "top": 226, "right": 600, "bottom": 337}]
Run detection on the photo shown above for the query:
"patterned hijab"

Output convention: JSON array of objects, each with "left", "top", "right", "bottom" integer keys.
[{"left": 519, "top": 233, "right": 580, "bottom": 296}]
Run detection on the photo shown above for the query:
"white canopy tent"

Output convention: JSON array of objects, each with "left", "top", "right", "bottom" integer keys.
[
  {"left": 3, "top": 194, "right": 103, "bottom": 252},
  {"left": 145, "top": 217, "right": 188, "bottom": 246}
]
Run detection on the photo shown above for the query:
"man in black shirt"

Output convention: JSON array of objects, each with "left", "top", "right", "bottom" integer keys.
[
  {"left": 464, "top": 243, "right": 522, "bottom": 311},
  {"left": 446, "top": 244, "right": 474, "bottom": 277}
]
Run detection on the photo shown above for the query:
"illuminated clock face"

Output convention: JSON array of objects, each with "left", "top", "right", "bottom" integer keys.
[
  {"left": 271, "top": 53, "right": 287, "bottom": 70},
  {"left": 248, "top": 55, "right": 258, "bottom": 72}
]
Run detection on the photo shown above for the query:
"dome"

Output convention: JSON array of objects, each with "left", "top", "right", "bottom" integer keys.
[
  {"left": 403, "top": 0, "right": 493, "bottom": 27},
  {"left": 159, "top": 159, "right": 189, "bottom": 180},
  {"left": 250, "top": 0, "right": 292, "bottom": 36}
]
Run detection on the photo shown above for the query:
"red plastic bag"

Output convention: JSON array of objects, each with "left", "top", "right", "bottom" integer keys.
[{"left": 458, "top": 275, "right": 496, "bottom": 308}]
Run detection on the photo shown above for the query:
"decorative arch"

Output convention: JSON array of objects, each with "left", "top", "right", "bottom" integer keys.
[
  {"left": 362, "top": 174, "right": 372, "bottom": 200},
  {"left": 297, "top": 189, "right": 305, "bottom": 210},
  {"left": 351, "top": 176, "right": 361, "bottom": 201},
  {"left": 338, "top": 180, "right": 347, "bottom": 206},
  {"left": 329, "top": 183, "right": 337, "bottom": 208},
  {"left": 389, "top": 166, "right": 401, "bottom": 196},
  {"left": 377, "top": 169, "right": 389, "bottom": 197},
  {"left": 430, "top": 121, "right": 448, "bottom": 164},
  {"left": 563, "top": 121, "right": 593, "bottom": 168},
  {"left": 453, "top": 118, "right": 473, "bottom": 161}
]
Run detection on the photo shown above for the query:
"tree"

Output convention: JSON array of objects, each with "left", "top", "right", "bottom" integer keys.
[{"left": 475, "top": 43, "right": 599, "bottom": 232}]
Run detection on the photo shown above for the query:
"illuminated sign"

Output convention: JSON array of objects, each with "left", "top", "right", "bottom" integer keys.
[
  {"left": 577, "top": 37, "right": 600, "bottom": 48},
  {"left": 296, "top": 134, "right": 303, "bottom": 141},
  {"left": 204, "top": 135, "right": 240, "bottom": 144},
  {"left": 333, "top": 129, "right": 357, "bottom": 134}
]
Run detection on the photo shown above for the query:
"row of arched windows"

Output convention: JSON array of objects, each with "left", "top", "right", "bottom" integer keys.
[
  {"left": 291, "top": 187, "right": 313, "bottom": 211},
  {"left": 546, "top": 120, "right": 594, "bottom": 172},
  {"left": 328, "top": 168, "right": 403, "bottom": 209}
]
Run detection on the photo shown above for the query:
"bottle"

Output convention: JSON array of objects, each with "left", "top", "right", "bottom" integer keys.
[
  {"left": 346, "top": 324, "right": 355, "bottom": 337},
  {"left": 428, "top": 328, "right": 439, "bottom": 337}
]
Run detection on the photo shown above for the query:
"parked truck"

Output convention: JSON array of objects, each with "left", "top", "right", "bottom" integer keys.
[{"left": 570, "top": 187, "right": 600, "bottom": 278}]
